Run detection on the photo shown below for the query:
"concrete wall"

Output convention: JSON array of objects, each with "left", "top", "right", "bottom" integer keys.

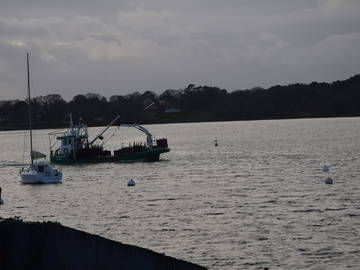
[{"left": 0, "top": 218, "right": 206, "bottom": 270}]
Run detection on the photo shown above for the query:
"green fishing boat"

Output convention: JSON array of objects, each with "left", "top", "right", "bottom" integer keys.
[{"left": 49, "top": 115, "right": 170, "bottom": 164}]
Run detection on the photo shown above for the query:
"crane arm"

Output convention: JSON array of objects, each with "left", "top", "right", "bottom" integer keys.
[
  {"left": 119, "top": 123, "right": 153, "bottom": 148},
  {"left": 89, "top": 115, "right": 121, "bottom": 145}
]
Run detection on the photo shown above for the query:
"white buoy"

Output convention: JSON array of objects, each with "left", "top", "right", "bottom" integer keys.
[
  {"left": 322, "top": 165, "right": 330, "bottom": 173},
  {"left": 324, "top": 177, "right": 333, "bottom": 184},
  {"left": 0, "top": 187, "right": 3, "bottom": 205},
  {"left": 127, "top": 179, "right": 135, "bottom": 186}
]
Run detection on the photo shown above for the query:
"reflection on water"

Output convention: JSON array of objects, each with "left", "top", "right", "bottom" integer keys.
[{"left": 1, "top": 118, "right": 360, "bottom": 269}]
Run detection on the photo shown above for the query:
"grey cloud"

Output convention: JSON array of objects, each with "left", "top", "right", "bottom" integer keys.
[{"left": 0, "top": 0, "right": 359, "bottom": 100}]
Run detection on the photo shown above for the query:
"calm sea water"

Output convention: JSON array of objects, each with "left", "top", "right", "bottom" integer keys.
[{"left": 1, "top": 118, "right": 360, "bottom": 270}]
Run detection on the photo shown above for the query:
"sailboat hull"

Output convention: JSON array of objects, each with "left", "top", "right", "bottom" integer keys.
[{"left": 20, "top": 167, "right": 62, "bottom": 184}]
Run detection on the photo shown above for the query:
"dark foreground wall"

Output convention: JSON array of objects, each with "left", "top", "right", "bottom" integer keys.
[{"left": 0, "top": 218, "right": 206, "bottom": 270}]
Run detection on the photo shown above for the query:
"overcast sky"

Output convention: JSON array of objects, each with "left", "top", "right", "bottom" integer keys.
[{"left": 1, "top": 0, "right": 359, "bottom": 100}]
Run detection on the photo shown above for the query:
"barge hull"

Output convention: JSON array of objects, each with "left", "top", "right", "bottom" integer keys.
[{"left": 50, "top": 147, "right": 170, "bottom": 164}]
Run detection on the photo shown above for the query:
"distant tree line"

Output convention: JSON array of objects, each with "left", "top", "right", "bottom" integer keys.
[{"left": 1, "top": 74, "right": 360, "bottom": 130}]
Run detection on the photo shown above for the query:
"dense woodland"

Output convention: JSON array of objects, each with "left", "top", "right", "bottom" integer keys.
[{"left": 1, "top": 74, "right": 360, "bottom": 130}]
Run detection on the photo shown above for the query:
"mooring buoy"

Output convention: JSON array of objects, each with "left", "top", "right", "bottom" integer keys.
[
  {"left": 127, "top": 179, "right": 135, "bottom": 186},
  {"left": 324, "top": 177, "right": 333, "bottom": 184}
]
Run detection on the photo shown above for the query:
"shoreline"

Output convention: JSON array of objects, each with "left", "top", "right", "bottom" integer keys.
[{"left": 1, "top": 114, "right": 359, "bottom": 132}]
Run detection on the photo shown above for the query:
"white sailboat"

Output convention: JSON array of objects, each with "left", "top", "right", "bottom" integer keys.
[{"left": 20, "top": 52, "right": 63, "bottom": 184}]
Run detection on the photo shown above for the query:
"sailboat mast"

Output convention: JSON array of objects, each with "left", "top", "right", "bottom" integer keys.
[{"left": 26, "top": 52, "right": 33, "bottom": 166}]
